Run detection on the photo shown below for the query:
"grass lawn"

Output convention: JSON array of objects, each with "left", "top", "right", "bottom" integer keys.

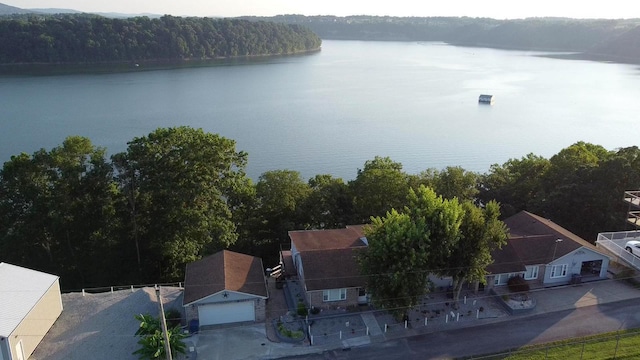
[{"left": 470, "top": 329, "right": 640, "bottom": 360}]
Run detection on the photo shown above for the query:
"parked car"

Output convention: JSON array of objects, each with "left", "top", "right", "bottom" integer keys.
[{"left": 625, "top": 240, "right": 640, "bottom": 256}]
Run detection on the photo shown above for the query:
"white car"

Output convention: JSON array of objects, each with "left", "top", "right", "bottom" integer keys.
[{"left": 625, "top": 240, "right": 640, "bottom": 256}]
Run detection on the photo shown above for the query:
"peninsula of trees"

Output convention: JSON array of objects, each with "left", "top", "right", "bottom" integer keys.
[
  {"left": 0, "top": 14, "right": 322, "bottom": 64},
  {"left": 245, "top": 15, "right": 640, "bottom": 63},
  {"left": 1, "top": 128, "right": 638, "bottom": 292}
]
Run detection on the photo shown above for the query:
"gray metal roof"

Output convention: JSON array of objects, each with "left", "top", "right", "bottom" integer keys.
[{"left": 0, "top": 262, "right": 59, "bottom": 337}]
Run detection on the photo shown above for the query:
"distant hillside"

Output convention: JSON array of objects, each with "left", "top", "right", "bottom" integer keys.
[
  {"left": 0, "top": 14, "right": 322, "bottom": 64},
  {"left": 587, "top": 25, "right": 640, "bottom": 62},
  {"left": 0, "top": 2, "right": 160, "bottom": 18},
  {"left": 244, "top": 15, "right": 640, "bottom": 63},
  {"left": 28, "top": 8, "right": 81, "bottom": 14},
  {"left": 0, "top": 2, "right": 29, "bottom": 15}
]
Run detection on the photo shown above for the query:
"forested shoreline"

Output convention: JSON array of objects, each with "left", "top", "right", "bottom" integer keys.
[
  {"left": 0, "top": 127, "right": 638, "bottom": 291},
  {"left": 245, "top": 15, "right": 640, "bottom": 64},
  {"left": 0, "top": 14, "right": 322, "bottom": 64}
]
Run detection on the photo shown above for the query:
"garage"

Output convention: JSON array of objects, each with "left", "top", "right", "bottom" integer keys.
[{"left": 198, "top": 301, "right": 255, "bottom": 326}]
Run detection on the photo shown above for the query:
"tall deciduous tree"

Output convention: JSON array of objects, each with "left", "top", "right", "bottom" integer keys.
[
  {"left": 359, "top": 186, "right": 463, "bottom": 319},
  {"left": 478, "top": 153, "right": 550, "bottom": 217},
  {"left": 0, "top": 136, "right": 118, "bottom": 289},
  {"left": 411, "top": 166, "right": 479, "bottom": 202},
  {"left": 350, "top": 156, "right": 410, "bottom": 223},
  {"left": 249, "top": 170, "right": 310, "bottom": 262},
  {"left": 442, "top": 200, "right": 507, "bottom": 302},
  {"left": 300, "top": 174, "right": 353, "bottom": 229},
  {"left": 113, "top": 127, "right": 250, "bottom": 282}
]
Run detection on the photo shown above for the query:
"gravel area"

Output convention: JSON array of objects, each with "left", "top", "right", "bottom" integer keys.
[{"left": 31, "top": 286, "right": 184, "bottom": 360}]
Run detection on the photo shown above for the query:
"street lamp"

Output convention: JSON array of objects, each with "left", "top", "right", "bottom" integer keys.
[{"left": 552, "top": 238, "right": 563, "bottom": 261}]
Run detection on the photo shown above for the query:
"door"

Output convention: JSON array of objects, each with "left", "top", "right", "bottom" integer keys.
[{"left": 197, "top": 301, "right": 255, "bottom": 326}]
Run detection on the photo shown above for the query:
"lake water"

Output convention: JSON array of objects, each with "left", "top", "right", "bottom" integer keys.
[{"left": 1, "top": 40, "right": 639, "bottom": 181}]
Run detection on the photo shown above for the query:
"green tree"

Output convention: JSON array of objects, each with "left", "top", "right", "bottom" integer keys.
[
  {"left": 133, "top": 313, "right": 186, "bottom": 360},
  {"left": 300, "top": 174, "right": 353, "bottom": 229},
  {"left": 359, "top": 186, "right": 463, "bottom": 319},
  {"left": 249, "top": 170, "right": 310, "bottom": 262},
  {"left": 478, "top": 153, "right": 550, "bottom": 217},
  {"left": 0, "top": 136, "right": 119, "bottom": 289},
  {"left": 441, "top": 200, "right": 507, "bottom": 302},
  {"left": 113, "top": 127, "right": 250, "bottom": 282},
  {"left": 411, "top": 166, "right": 479, "bottom": 202},
  {"left": 350, "top": 156, "right": 410, "bottom": 223}
]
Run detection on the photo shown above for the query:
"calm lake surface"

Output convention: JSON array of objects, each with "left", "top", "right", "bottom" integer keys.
[{"left": 1, "top": 40, "right": 639, "bottom": 180}]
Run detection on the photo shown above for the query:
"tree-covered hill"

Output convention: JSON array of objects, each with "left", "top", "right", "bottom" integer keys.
[
  {"left": 0, "top": 2, "right": 29, "bottom": 15},
  {"left": 0, "top": 14, "right": 322, "bottom": 64},
  {"left": 245, "top": 15, "right": 640, "bottom": 63},
  {"left": 588, "top": 25, "right": 640, "bottom": 62}
]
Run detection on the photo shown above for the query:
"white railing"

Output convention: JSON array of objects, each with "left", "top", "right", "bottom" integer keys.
[
  {"left": 64, "top": 282, "right": 184, "bottom": 296},
  {"left": 624, "top": 190, "right": 640, "bottom": 207},
  {"left": 596, "top": 232, "right": 640, "bottom": 269},
  {"left": 597, "top": 231, "right": 640, "bottom": 242}
]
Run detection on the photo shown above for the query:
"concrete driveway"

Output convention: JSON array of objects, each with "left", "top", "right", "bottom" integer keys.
[
  {"left": 192, "top": 277, "right": 640, "bottom": 359},
  {"left": 191, "top": 324, "right": 328, "bottom": 360}
]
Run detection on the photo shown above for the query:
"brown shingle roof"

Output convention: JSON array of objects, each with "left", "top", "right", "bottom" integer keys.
[
  {"left": 503, "top": 211, "right": 595, "bottom": 251},
  {"left": 488, "top": 211, "right": 603, "bottom": 274},
  {"left": 300, "top": 248, "right": 366, "bottom": 291},
  {"left": 183, "top": 250, "right": 267, "bottom": 305},
  {"left": 487, "top": 242, "right": 527, "bottom": 274},
  {"left": 289, "top": 227, "right": 367, "bottom": 252}
]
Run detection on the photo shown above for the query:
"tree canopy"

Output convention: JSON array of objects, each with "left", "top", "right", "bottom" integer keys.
[
  {"left": 0, "top": 14, "right": 322, "bottom": 64},
  {"left": 359, "top": 186, "right": 463, "bottom": 318},
  {"left": 247, "top": 15, "right": 640, "bottom": 63},
  {"left": 359, "top": 185, "right": 507, "bottom": 317},
  {"left": 1, "top": 134, "right": 638, "bottom": 291},
  {"left": 113, "top": 127, "right": 251, "bottom": 281}
]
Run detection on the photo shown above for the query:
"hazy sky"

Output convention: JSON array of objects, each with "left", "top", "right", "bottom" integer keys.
[{"left": 5, "top": 0, "right": 640, "bottom": 19}]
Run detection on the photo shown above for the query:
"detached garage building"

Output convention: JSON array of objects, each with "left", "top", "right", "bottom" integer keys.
[
  {"left": 0, "top": 263, "right": 62, "bottom": 360},
  {"left": 183, "top": 250, "right": 268, "bottom": 327}
]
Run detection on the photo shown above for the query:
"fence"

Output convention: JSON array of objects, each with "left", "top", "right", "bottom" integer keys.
[
  {"left": 466, "top": 330, "right": 639, "bottom": 359},
  {"left": 66, "top": 282, "right": 184, "bottom": 296},
  {"left": 596, "top": 231, "right": 640, "bottom": 269},
  {"left": 308, "top": 325, "right": 369, "bottom": 346}
]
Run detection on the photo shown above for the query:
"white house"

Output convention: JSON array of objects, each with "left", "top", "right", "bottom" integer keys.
[{"left": 486, "top": 211, "right": 610, "bottom": 291}]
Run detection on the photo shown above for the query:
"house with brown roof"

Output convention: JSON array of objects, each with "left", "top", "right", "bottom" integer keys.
[
  {"left": 485, "top": 211, "right": 610, "bottom": 292},
  {"left": 286, "top": 225, "right": 368, "bottom": 310},
  {"left": 183, "top": 250, "right": 268, "bottom": 327}
]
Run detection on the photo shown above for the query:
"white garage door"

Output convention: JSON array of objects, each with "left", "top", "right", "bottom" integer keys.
[{"left": 198, "top": 301, "right": 255, "bottom": 326}]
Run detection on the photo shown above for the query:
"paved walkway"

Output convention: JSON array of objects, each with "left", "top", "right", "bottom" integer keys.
[{"left": 191, "top": 277, "right": 640, "bottom": 360}]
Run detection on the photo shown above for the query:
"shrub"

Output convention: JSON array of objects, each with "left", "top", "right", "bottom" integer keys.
[
  {"left": 507, "top": 276, "right": 530, "bottom": 293},
  {"left": 310, "top": 307, "right": 320, "bottom": 315},
  {"left": 296, "top": 301, "right": 308, "bottom": 316}
]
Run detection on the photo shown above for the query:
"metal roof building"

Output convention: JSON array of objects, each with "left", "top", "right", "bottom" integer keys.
[{"left": 0, "top": 263, "right": 62, "bottom": 360}]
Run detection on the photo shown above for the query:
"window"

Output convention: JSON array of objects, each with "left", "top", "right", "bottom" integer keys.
[
  {"left": 524, "top": 266, "right": 539, "bottom": 280},
  {"left": 550, "top": 264, "right": 568, "bottom": 279},
  {"left": 323, "top": 288, "right": 347, "bottom": 302},
  {"left": 494, "top": 275, "right": 501, "bottom": 286}
]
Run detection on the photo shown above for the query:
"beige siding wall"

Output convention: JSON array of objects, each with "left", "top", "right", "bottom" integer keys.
[
  {"left": 9, "top": 280, "right": 62, "bottom": 360},
  {"left": 308, "top": 288, "right": 359, "bottom": 309}
]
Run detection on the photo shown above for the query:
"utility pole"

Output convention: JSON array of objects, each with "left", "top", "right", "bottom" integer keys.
[{"left": 155, "top": 285, "right": 173, "bottom": 360}]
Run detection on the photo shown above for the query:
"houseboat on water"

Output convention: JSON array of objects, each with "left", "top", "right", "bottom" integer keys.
[{"left": 479, "top": 94, "right": 494, "bottom": 104}]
